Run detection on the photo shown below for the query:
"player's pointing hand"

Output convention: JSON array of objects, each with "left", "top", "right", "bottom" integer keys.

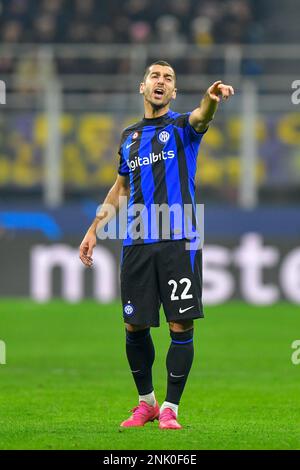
[{"left": 207, "top": 80, "right": 235, "bottom": 102}]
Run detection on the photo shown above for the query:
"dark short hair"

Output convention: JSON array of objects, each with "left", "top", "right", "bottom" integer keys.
[{"left": 143, "top": 60, "right": 176, "bottom": 83}]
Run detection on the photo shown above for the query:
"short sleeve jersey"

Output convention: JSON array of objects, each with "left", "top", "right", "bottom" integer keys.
[{"left": 118, "top": 109, "right": 207, "bottom": 245}]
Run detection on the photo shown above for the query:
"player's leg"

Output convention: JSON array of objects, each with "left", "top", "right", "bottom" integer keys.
[
  {"left": 125, "top": 322, "right": 156, "bottom": 406},
  {"left": 155, "top": 240, "right": 203, "bottom": 429},
  {"left": 159, "top": 319, "right": 194, "bottom": 429},
  {"left": 121, "top": 322, "right": 159, "bottom": 427},
  {"left": 120, "top": 245, "right": 160, "bottom": 427}
]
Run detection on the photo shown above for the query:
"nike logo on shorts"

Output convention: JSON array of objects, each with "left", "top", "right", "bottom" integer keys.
[
  {"left": 170, "top": 373, "right": 185, "bottom": 378},
  {"left": 179, "top": 305, "right": 194, "bottom": 314}
]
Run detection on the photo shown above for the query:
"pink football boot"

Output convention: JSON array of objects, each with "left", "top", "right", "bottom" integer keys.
[
  {"left": 120, "top": 401, "right": 160, "bottom": 427},
  {"left": 159, "top": 408, "right": 182, "bottom": 430}
]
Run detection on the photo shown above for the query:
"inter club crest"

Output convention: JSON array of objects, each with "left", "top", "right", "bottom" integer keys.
[
  {"left": 123, "top": 301, "right": 135, "bottom": 317},
  {"left": 158, "top": 130, "right": 170, "bottom": 144}
]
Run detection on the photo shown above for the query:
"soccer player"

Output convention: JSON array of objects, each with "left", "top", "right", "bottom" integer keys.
[{"left": 79, "top": 61, "right": 234, "bottom": 430}]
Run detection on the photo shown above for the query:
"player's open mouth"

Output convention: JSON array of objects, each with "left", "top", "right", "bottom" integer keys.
[{"left": 153, "top": 88, "right": 164, "bottom": 99}]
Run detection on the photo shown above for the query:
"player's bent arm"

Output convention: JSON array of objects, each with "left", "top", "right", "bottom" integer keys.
[
  {"left": 189, "top": 80, "right": 235, "bottom": 133},
  {"left": 79, "top": 174, "right": 129, "bottom": 267}
]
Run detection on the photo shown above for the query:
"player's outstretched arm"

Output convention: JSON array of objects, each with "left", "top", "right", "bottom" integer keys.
[
  {"left": 79, "top": 174, "right": 129, "bottom": 267},
  {"left": 189, "top": 80, "right": 234, "bottom": 133}
]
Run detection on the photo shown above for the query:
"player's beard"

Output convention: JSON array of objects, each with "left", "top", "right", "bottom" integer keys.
[{"left": 145, "top": 90, "right": 172, "bottom": 110}]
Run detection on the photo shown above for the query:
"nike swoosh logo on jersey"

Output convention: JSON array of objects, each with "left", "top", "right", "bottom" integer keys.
[
  {"left": 170, "top": 373, "right": 185, "bottom": 378},
  {"left": 179, "top": 305, "right": 194, "bottom": 314},
  {"left": 126, "top": 142, "right": 136, "bottom": 149}
]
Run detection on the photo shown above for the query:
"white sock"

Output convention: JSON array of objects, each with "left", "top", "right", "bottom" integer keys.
[
  {"left": 160, "top": 401, "right": 178, "bottom": 417},
  {"left": 139, "top": 391, "right": 156, "bottom": 407}
]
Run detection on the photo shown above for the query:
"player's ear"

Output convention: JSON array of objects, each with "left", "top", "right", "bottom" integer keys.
[
  {"left": 139, "top": 82, "right": 145, "bottom": 94},
  {"left": 172, "top": 87, "right": 177, "bottom": 100}
]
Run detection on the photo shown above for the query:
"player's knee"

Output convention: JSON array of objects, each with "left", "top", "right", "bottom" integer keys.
[
  {"left": 125, "top": 323, "right": 149, "bottom": 333},
  {"left": 169, "top": 328, "right": 194, "bottom": 345},
  {"left": 169, "top": 320, "right": 193, "bottom": 332},
  {"left": 126, "top": 327, "right": 150, "bottom": 344}
]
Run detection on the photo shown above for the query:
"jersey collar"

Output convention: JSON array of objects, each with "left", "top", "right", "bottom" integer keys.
[{"left": 142, "top": 110, "right": 172, "bottom": 125}]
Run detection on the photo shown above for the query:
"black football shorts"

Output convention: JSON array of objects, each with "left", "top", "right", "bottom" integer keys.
[{"left": 120, "top": 239, "right": 204, "bottom": 327}]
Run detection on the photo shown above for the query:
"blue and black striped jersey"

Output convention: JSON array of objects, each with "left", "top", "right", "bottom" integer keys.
[{"left": 118, "top": 109, "right": 207, "bottom": 245}]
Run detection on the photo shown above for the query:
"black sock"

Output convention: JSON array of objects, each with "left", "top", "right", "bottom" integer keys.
[
  {"left": 165, "top": 329, "right": 194, "bottom": 405},
  {"left": 126, "top": 328, "right": 155, "bottom": 396}
]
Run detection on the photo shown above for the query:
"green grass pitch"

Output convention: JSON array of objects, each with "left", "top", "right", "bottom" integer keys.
[{"left": 0, "top": 300, "right": 299, "bottom": 450}]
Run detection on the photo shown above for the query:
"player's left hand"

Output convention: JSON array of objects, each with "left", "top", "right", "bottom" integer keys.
[{"left": 207, "top": 81, "right": 234, "bottom": 102}]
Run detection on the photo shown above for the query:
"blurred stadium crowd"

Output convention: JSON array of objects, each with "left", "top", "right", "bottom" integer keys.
[
  {"left": 0, "top": 0, "right": 299, "bottom": 205},
  {"left": 1, "top": 0, "right": 264, "bottom": 46},
  {"left": 0, "top": 1, "right": 299, "bottom": 305},
  {"left": 0, "top": 0, "right": 267, "bottom": 76}
]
